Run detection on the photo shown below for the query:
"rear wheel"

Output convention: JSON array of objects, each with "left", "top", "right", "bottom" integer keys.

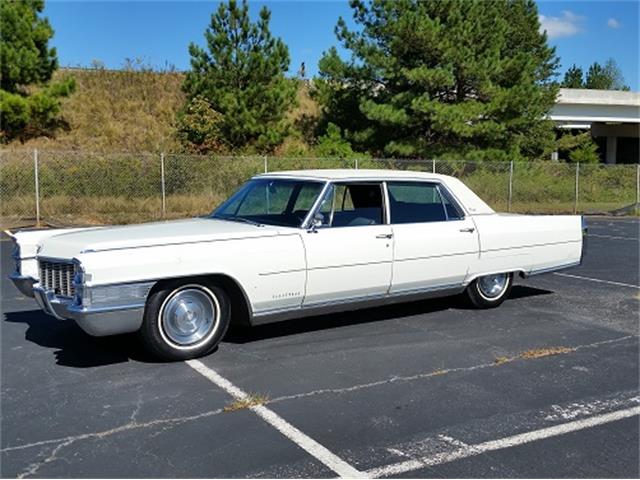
[
  {"left": 465, "top": 272, "right": 513, "bottom": 309},
  {"left": 140, "top": 279, "right": 230, "bottom": 361}
]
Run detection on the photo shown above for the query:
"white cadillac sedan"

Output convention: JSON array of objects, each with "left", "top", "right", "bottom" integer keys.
[{"left": 8, "top": 170, "right": 586, "bottom": 360}]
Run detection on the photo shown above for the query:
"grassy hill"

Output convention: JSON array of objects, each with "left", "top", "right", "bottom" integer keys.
[
  {"left": 3, "top": 68, "right": 319, "bottom": 154},
  {"left": 6, "top": 68, "right": 185, "bottom": 152}
]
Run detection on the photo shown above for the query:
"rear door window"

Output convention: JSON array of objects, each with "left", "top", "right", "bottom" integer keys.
[{"left": 387, "top": 182, "right": 455, "bottom": 223}]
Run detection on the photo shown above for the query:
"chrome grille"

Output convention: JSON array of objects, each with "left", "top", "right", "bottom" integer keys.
[{"left": 39, "top": 260, "right": 76, "bottom": 297}]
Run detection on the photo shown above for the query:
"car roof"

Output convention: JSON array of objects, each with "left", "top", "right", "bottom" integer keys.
[{"left": 255, "top": 169, "right": 451, "bottom": 182}]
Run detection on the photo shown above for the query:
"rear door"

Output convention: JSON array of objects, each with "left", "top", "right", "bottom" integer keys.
[{"left": 387, "top": 181, "right": 479, "bottom": 293}]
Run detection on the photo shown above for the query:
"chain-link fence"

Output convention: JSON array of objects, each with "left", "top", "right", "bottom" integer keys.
[{"left": 1, "top": 149, "right": 638, "bottom": 227}]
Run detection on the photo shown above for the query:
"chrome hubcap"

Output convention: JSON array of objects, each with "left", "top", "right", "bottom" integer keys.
[
  {"left": 161, "top": 288, "right": 217, "bottom": 346},
  {"left": 477, "top": 273, "right": 508, "bottom": 299}
]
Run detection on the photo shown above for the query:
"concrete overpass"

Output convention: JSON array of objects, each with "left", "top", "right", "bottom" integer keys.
[{"left": 549, "top": 88, "right": 640, "bottom": 163}]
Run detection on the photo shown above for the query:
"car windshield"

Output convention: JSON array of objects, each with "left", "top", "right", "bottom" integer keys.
[{"left": 211, "top": 178, "right": 325, "bottom": 228}]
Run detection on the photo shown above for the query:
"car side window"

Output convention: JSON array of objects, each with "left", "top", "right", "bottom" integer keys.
[
  {"left": 440, "top": 188, "right": 464, "bottom": 220},
  {"left": 387, "top": 182, "right": 462, "bottom": 224},
  {"left": 315, "top": 183, "right": 384, "bottom": 227},
  {"left": 236, "top": 181, "right": 294, "bottom": 216},
  {"left": 291, "top": 183, "right": 323, "bottom": 217}
]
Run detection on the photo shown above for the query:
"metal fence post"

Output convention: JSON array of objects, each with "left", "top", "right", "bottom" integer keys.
[
  {"left": 574, "top": 162, "right": 580, "bottom": 214},
  {"left": 636, "top": 164, "right": 639, "bottom": 205},
  {"left": 354, "top": 158, "right": 359, "bottom": 170},
  {"left": 508, "top": 160, "right": 513, "bottom": 212},
  {"left": 264, "top": 156, "right": 268, "bottom": 173},
  {"left": 432, "top": 158, "right": 436, "bottom": 174},
  {"left": 33, "top": 149, "right": 41, "bottom": 226},
  {"left": 160, "top": 153, "right": 166, "bottom": 218}
]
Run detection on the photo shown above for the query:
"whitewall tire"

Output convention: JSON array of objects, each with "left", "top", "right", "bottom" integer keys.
[
  {"left": 465, "top": 272, "right": 513, "bottom": 309},
  {"left": 140, "top": 279, "right": 230, "bottom": 361}
]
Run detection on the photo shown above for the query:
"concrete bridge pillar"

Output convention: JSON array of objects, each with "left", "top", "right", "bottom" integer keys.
[{"left": 605, "top": 136, "right": 618, "bottom": 164}]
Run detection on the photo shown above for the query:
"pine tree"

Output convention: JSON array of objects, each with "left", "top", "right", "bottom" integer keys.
[
  {"left": 315, "top": 0, "right": 559, "bottom": 160},
  {"left": 586, "top": 62, "right": 610, "bottom": 90},
  {"left": 0, "top": 0, "right": 75, "bottom": 142},
  {"left": 585, "top": 59, "right": 629, "bottom": 90},
  {"left": 183, "top": 0, "right": 296, "bottom": 152},
  {"left": 562, "top": 65, "right": 584, "bottom": 88}
]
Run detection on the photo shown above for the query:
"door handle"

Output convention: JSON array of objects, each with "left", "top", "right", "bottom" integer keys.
[
  {"left": 459, "top": 227, "right": 475, "bottom": 233},
  {"left": 376, "top": 233, "right": 393, "bottom": 239}
]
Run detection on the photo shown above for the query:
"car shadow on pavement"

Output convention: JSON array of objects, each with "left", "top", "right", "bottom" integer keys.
[
  {"left": 3, "top": 310, "right": 159, "bottom": 367},
  {"left": 223, "top": 285, "right": 553, "bottom": 344},
  {"left": 4, "top": 285, "right": 551, "bottom": 365}
]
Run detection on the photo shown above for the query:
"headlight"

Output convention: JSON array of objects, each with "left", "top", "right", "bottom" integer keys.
[
  {"left": 72, "top": 259, "right": 87, "bottom": 306},
  {"left": 73, "top": 270, "right": 85, "bottom": 306}
]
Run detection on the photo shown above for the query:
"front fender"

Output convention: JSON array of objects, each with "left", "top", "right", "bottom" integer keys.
[{"left": 75, "top": 233, "right": 307, "bottom": 316}]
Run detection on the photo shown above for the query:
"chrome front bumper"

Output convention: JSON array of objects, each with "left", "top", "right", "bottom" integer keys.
[
  {"left": 9, "top": 273, "right": 36, "bottom": 297},
  {"left": 32, "top": 284, "right": 144, "bottom": 337}
]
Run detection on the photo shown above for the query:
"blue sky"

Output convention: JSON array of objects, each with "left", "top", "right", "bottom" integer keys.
[{"left": 44, "top": 0, "right": 639, "bottom": 90}]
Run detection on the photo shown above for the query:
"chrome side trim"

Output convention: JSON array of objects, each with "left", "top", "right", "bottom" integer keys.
[
  {"left": 76, "top": 232, "right": 291, "bottom": 254},
  {"left": 394, "top": 250, "right": 477, "bottom": 263},
  {"left": 251, "top": 282, "right": 464, "bottom": 325},
  {"left": 388, "top": 282, "right": 464, "bottom": 297},
  {"left": 259, "top": 268, "right": 306, "bottom": 277},
  {"left": 307, "top": 259, "right": 393, "bottom": 271},
  {"left": 527, "top": 261, "right": 581, "bottom": 277},
  {"left": 483, "top": 239, "right": 582, "bottom": 254}
]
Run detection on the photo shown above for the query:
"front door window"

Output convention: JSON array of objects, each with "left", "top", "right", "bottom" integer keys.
[{"left": 316, "top": 182, "right": 384, "bottom": 227}]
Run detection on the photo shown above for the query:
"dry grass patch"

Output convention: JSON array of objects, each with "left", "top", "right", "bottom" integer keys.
[
  {"left": 493, "top": 346, "right": 576, "bottom": 366},
  {"left": 223, "top": 394, "right": 269, "bottom": 412},
  {"left": 494, "top": 356, "right": 512, "bottom": 365},
  {"left": 518, "top": 346, "right": 576, "bottom": 359},
  {"left": 4, "top": 68, "right": 185, "bottom": 152}
]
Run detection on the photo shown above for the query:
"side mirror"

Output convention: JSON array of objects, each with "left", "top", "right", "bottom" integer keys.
[{"left": 308, "top": 212, "right": 324, "bottom": 232}]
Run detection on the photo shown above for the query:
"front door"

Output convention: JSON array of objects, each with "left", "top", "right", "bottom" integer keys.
[{"left": 302, "top": 182, "right": 393, "bottom": 306}]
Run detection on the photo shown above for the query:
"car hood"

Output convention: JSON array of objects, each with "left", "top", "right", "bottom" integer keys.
[{"left": 37, "top": 217, "right": 283, "bottom": 259}]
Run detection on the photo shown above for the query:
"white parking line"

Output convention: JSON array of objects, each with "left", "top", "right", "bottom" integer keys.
[
  {"left": 553, "top": 272, "right": 640, "bottom": 289},
  {"left": 185, "top": 359, "right": 366, "bottom": 478},
  {"left": 367, "top": 406, "right": 640, "bottom": 478},
  {"left": 587, "top": 233, "right": 639, "bottom": 241}
]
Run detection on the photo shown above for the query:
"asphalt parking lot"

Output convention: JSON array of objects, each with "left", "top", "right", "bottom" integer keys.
[{"left": 1, "top": 217, "right": 638, "bottom": 478}]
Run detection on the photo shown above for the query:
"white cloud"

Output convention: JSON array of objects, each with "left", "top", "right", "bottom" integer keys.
[
  {"left": 607, "top": 18, "right": 620, "bottom": 29},
  {"left": 539, "top": 10, "right": 585, "bottom": 39}
]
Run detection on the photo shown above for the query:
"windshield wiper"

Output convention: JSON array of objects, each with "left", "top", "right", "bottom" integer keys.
[{"left": 212, "top": 215, "right": 264, "bottom": 227}]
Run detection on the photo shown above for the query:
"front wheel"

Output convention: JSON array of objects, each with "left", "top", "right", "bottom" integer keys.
[
  {"left": 465, "top": 272, "right": 513, "bottom": 309},
  {"left": 140, "top": 280, "right": 230, "bottom": 361}
]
